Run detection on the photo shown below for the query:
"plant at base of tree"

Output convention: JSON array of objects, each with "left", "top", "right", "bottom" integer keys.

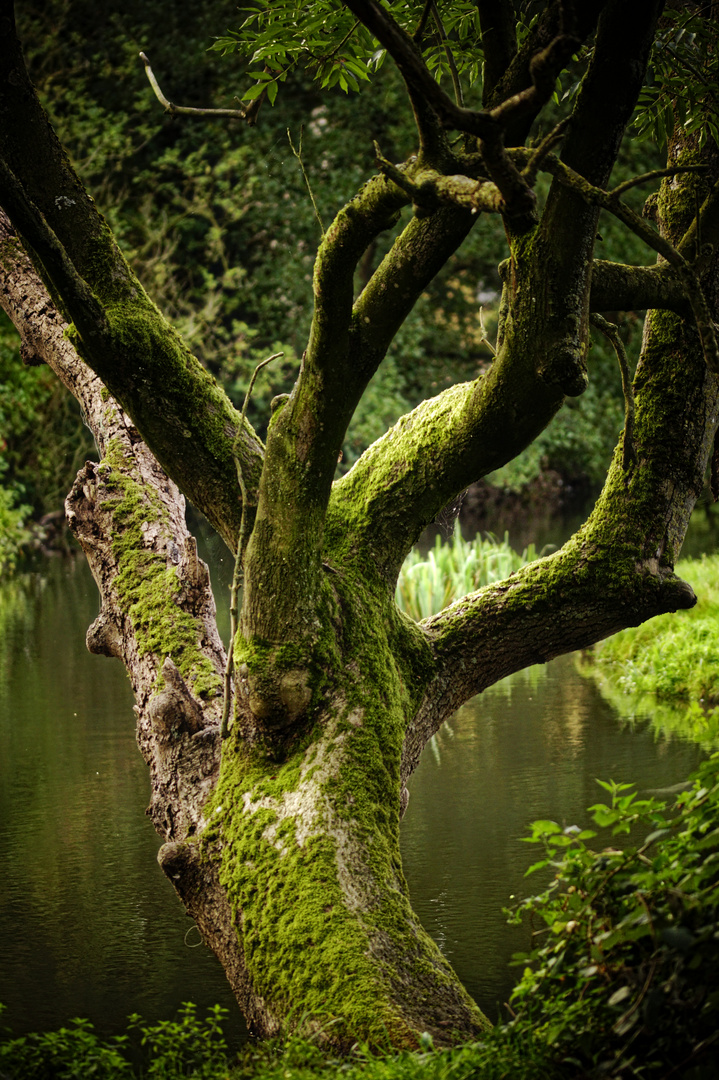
[
  {"left": 503, "top": 753, "right": 719, "bottom": 1078},
  {"left": 1, "top": 0, "right": 718, "bottom": 1054}
]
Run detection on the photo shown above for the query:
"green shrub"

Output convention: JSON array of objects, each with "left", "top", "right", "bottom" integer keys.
[
  {"left": 502, "top": 753, "right": 719, "bottom": 1078},
  {"left": 0, "top": 1003, "right": 230, "bottom": 1080},
  {"left": 3, "top": 757, "right": 719, "bottom": 1077}
]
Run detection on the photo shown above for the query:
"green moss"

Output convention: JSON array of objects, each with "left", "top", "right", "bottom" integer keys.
[
  {"left": 101, "top": 438, "right": 221, "bottom": 700},
  {"left": 204, "top": 570, "right": 483, "bottom": 1046}
]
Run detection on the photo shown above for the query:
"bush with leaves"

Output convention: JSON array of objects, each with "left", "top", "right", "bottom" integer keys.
[{"left": 505, "top": 756, "right": 719, "bottom": 1078}]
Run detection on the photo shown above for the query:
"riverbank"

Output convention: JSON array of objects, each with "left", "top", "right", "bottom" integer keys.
[{"left": 582, "top": 553, "right": 719, "bottom": 748}]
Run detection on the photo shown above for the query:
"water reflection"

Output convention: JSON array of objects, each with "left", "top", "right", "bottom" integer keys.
[
  {"left": 0, "top": 557, "right": 706, "bottom": 1040},
  {"left": 400, "top": 660, "right": 704, "bottom": 1023},
  {"left": 0, "top": 560, "right": 245, "bottom": 1043}
]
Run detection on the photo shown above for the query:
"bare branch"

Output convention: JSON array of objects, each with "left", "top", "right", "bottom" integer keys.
[
  {"left": 610, "top": 165, "right": 710, "bottom": 199},
  {"left": 590, "top": 260, "right": 689, "bottom": 314},
  {"left": 222, "top": 352, "right": 283, "bottom": 740},
  {"left": 590, "top": 313, "right": 636, "bottom": 470},
  {"left": 521, "top": 117, "right": 571, "bottom": 186},
  {"left": 139, "top": 52, "right": 256, "bottom": 122},
  {"left": 288, "top": 127, "right": 325, "bottom": 236}
]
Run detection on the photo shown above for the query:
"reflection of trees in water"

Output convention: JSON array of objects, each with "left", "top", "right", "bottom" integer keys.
[
  {"left": 0, "top": 559, "right": 239, "bottom": 1039},
  {"left": 401, "top": 654, "right": 705, "bottom": 1019},
  {"left": 583, "top": 660, "right": 719, "bottom": 753},
  {"left": 0, "top": 571, "right": 44, "bottom": 695}
]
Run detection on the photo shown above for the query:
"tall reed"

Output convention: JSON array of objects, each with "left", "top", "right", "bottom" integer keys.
[{"left": 396, "top": 530, "right": 540, "bottom": 621}]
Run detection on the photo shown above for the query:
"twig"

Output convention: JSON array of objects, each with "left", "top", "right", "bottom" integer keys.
[
  {"left": 313, "top": 19, "right": 361, "bottom": 65},
  {"left": 373, "top": 142, "right": 423, "bottom": 200},
  {"left": 590, "top": 314, "right": 636, "bottom": 471},
  {"left": 139, "top": 52, "right": 252, "bottom": 122},
  {"left": 521, "top": 117, "right": 571, "bottom": 186},
  {"left": 478, "top": 306, "right": 496, "bottom": 355},
  {"left": 288, "top": 127, "right": 326, "bottom": 237},
  {"left": 220, "top": 351, "right": 283, "bottom": 740},
  {"left": 610, "top": 165, "right": 709, "bottom": 199}
]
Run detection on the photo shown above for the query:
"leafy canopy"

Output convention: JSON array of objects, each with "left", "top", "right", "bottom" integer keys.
[
  {"left": 214, "top": 0, "right": 719, "bottom": 145},
  {"left": 212, "top": 0, "right": 527, "bottom": 98}
]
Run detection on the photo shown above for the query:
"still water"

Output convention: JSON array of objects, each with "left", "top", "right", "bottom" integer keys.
[{"left": 0, "top": 554, "right": 706, "bottom": 1042}]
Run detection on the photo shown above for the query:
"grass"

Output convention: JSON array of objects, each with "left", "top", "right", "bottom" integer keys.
[
  {"left": 584, "top": 552, "right": 719, "bottom": 746},
  {"left": 396, "top": 531, "right": 546, "bottom": 621}
]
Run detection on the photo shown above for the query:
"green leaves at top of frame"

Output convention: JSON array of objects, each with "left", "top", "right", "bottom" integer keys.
[
  {"left": 211, "top": 0, "right": 495, "bottom": 103},
  {"left": 633, "top": 9, "right": 719, "bottom": 149}
]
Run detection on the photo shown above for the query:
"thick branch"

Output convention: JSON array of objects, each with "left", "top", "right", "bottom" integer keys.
[
  {"left": 324, "top": 344, "right": 564, "bottom": 588},
  {"left": 534, "top": 0, "right": 664, "bottom": 400},
  {"left": 590, "top": 260, "right": 689, "bottom": 314},
  {"left": 402, "top": 540, "right": 696, "bottom": 784},
  {"left": 476, "top": 0, "right": 518, "bottom": 106},
  {"left": 350, "top": 199, "right": 482, "bottom": 384},
  {"left": 547, "top": 157, "right": 719, "bottom": 372}
]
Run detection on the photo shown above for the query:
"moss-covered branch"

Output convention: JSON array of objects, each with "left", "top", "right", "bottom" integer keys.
[{"left": 343, "top": 0, "right": 576, "bottom": 224}]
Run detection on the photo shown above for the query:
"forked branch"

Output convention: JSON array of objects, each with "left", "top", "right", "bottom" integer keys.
[
  {"left": 343, "top": 0, "right": 576, "bottom": 222},
  {"left": 140, "top": 52, "right": 263, "bottom": 124},
  {"left": 546, "top": 157, "right": 719, "bottom": 373}
]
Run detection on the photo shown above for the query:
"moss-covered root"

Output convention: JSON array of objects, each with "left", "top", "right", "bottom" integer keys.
[{"left": 202, "top": 705, "right": 489, "bottom": 1049}]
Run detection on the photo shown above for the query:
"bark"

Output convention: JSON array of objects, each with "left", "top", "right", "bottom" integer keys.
[{"left": 1, "top": 0, "right": 718, "bottom": 1053}]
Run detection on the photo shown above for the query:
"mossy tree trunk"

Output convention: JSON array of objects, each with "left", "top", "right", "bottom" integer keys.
[{"left": 1, "top": 0, "right": 719, "bottom": 1050}]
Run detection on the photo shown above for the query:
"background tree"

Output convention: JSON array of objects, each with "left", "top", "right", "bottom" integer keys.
[{"left": 1, "top": 0, "right": 718, "bottom": 1050}]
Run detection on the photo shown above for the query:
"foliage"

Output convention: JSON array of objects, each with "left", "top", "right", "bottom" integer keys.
[
  {"left": 396, "top": 530, "right": 547, "bottom": 621},
  {"left": 503, "top": 753, "right": 719, "bottom": 1078},
  {"left": 634, "top": 7, "right": 719, "bottom": 150},
  {"left": 212, "top": 0, "right": 499, "bottom": 102},
  {"left": 0, "top": 1002, "right": 230, "bottom": 1080},
  {"left": 3, "top": 0, "right": 670, "bottom": 532}
]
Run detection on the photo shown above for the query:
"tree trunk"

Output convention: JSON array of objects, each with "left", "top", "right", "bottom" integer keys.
[{"left": 1, "top": 0, "right": 718, "bottom": 1051}]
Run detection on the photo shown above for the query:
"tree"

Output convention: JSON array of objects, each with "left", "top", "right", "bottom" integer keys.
[{"left": 0, "top": 0, "right": 718, "bottom": 1051}]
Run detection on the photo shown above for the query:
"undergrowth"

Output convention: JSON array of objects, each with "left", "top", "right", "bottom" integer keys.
[{"left": 3, "top": 753, "right": 719, "bottom": 1079}]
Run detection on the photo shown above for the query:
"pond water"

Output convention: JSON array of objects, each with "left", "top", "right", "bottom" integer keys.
[{"left": 0, "top": 550, "right": 707, "bottom": 1045}]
